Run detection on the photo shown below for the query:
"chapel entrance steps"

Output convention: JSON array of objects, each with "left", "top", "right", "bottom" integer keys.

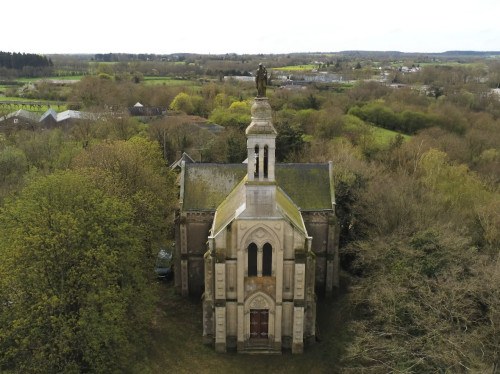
[{"left": 240, "top": 339, "right": 282, "bottom": 355}]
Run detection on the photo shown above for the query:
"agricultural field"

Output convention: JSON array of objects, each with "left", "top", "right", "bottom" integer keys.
[
  {"left": 143, "top": 76, "right": 200, "bottom": 86},
  {"left": 271, "top": 65, "right": 317, "bottom": 71}
]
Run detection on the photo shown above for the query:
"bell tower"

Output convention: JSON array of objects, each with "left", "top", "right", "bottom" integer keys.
[
  {"left": 246, "top": 97, "right": 277, "bottom": 183},
  {"left": 244, "top": 81, "right": 278, "bottom": 217}
]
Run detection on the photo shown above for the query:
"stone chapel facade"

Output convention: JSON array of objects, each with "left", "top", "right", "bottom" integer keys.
[{"left": 174, "top": 95, "right": 339, "bottom": 354}]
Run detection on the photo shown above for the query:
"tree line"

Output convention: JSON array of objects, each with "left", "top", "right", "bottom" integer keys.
[{"left": 0, "top": 51, "right": 52, "bottom": 70}]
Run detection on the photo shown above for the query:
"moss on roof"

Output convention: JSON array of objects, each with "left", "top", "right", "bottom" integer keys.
[
  {"left": 275, "top": 163, "right": 332, "bottom": 210},
  {"left": 183, "top": 164, "right": 247, "bottom": 210},
  {"left": 182, "top": 163, "right": 333, "bottom": 211},
  {"left": 276, "top": 187, "right": 306, "bottom": 235},
  {"left": 212, "top": 176, "right": 247, "bottom": 235}
]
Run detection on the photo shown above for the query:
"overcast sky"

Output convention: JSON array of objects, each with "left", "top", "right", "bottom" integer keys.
[{"left": 2, "top": 0, "right": 499, "bottom": 55}]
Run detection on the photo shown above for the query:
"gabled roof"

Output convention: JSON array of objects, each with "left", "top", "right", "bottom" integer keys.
[
  {"left": 1, "top": 109, "right": 40, "bottom": 123},
  {"left": 182, "top": 163, "right": 334, "bottom": 211},
  {"left": 170, "top": 152, "right": 195, "bottom": 170},
  {"left": 211, "top": 176, "right": 307, "bottom": 237},
  {"left": 40, "top": 108, "right": 57, "bottom": 122},
  {"left": 212, "top": 176, "right": 247, "bottom": 235}
]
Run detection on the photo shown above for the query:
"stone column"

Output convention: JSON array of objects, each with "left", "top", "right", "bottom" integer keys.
[
  {"left": 292, "top": 306, "right": 304, "bottom": 354},
  {"left": 215, "top": 306, "right": 227, "bottom": 352},
  {"left": 257, "top": 247, "right": 263, "bottom": 277},
  {"left": 237, "top": 249, "right": 245, "bottom": 351},
  {"left": 258, "top": 145, "right": 265, "bottom": 180},
  {"left": 181, "top": 259, "right": 189, "bottom": 297}
]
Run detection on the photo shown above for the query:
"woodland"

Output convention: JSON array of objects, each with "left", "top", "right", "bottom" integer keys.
[{"left": 0, "top": 51, "right": 499, "bottom": 373}]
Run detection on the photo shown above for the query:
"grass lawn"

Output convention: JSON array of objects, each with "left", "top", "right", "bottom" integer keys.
[
  {"left": 142, "top": 281, "right": 350, "bottom": 374},
  {"left": 271, "top": 65, "right": 317, "bottom": 71}
]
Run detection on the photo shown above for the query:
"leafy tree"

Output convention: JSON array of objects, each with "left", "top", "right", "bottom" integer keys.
[
  {"left": 72, "top": 137, "right": 177, "bottom": 254},
  {"left": 169, "top": 92, "right": 195, "bottom": 114},
  {"left": 0, "top": 171, "right": 155, "bottom": 373},
  {"left": 13, "top": 129, "right": 82, "bottom": 173},
  {"left": 274, "top": 118, "right": 305, "bottom": 162},
  {"left": 0, "top": 145, "right": 28, "bottom": 183},
  {"left": 225, "top": 127, "right": 247, "bottom": 163},
  {"left": 208, "top": 100, "right": 251, "bottom": 130}
]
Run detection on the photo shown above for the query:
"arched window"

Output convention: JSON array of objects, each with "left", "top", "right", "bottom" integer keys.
[
  {"left": 248, "top": 243, "right": 258, "bottom": 277},
  {"left": 254, "top": 145, "right": 259, "bottom": 177},
  {"left": 263, "top": 145, "right": 268, "bottom": 178},
  {"left": 262, "top": 243, "right": 272, "bottom": 276}
]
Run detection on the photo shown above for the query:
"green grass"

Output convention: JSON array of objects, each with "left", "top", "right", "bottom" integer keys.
[
  {"left": 371, "top": 126, "right": 410, "bottom": 147},
  {"left": 16, "top": 76, "right": 82, "bottom": 83},
  {"left": 0, "top": 97, "right": 68, "bottom": 113},
  {"left": 143, "top": 76, "right": 199, "bottom": 86},
  {"left": 142, "top": 282, "right": 349, "bottom": 374},
  {"left": 271, "top": 65, "right": 316, "bottom": 71}
]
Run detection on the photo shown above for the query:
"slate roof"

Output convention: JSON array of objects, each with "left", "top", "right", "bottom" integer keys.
[
  {"left": 211, "top": 176, "right": 307, "bottom": 237},
  {"left": 181, "top": 162, "right": 334, "bottom": 211},
  {"left": 182, "top": 164, "right": 247, "bottom": 210}
]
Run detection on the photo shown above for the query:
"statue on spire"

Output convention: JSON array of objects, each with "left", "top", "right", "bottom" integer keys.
[{"left": 255, "top": 63, "right": 267, "bottom": 97}]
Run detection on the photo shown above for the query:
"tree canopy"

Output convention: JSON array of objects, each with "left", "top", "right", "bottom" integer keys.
[{"left": 0, "top": 171, "right": 156, "bottom": 373}]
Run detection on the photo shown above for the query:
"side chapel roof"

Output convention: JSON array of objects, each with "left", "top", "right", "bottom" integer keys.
[{"left": 181, "top": 162, "right": 334, "bottom": 212}]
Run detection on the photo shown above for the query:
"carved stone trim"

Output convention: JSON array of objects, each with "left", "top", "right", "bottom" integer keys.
[{"left": 249, "top": 295, "right": 268, "bottom": 309}]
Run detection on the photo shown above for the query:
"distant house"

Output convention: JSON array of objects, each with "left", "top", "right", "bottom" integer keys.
[
  {"left": 224, "top": 76, "right": 255, "bottom": 82},
  {"left": 0, "top": 109, "right": 40, "bottom": 133},
  {"left": 1, "top": 108, "right": 99, "bottom": 133},
  {"left": 39, "top": 108, "right": 58, "bottom": 128},
  {"left": 128, "top": 102, "right": 165, "bottom": 116}
]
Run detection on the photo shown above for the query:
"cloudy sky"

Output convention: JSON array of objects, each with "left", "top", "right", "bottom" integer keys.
[{"left": 2, "top": 0, "right": 499, "bottom": 55}]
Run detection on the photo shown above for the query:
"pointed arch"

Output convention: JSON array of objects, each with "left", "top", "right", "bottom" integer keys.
[
  {"left": 262, "top": 242, "right": 272, "bottom": 276},
  {"left": 244, "top": 291, "right": 276, "bottom": 341},
  {"left": 240, "top": 223, "right": 281, "bottom": 251},
  {"left": 248, "top": 242, "right": 258, "bottom": 277}
]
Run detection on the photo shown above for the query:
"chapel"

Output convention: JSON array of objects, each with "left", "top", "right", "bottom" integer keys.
[{"left": 174, "top": 70, "right": 339, "bottom": 354}]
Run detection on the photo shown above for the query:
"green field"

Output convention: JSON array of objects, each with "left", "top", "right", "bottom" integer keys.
[
  {"left": 271, "top": 65, "right": 317, "bottom": 71},
  {"left": 371, "top": 125, "right": 410, "bottom": 146},
  {"left": 0, "top": 97, "right": 68, "bottom": 113},
  {"left": 15, "top": 76, "right": 81, "bottom": 83},
  {"left": 143, "top": 76, "right": 200, "bottom": 86}
]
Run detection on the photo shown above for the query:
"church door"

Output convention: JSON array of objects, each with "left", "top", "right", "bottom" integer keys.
[{"left": 250, "top": 309, "right": 269, "bottom": 339}]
